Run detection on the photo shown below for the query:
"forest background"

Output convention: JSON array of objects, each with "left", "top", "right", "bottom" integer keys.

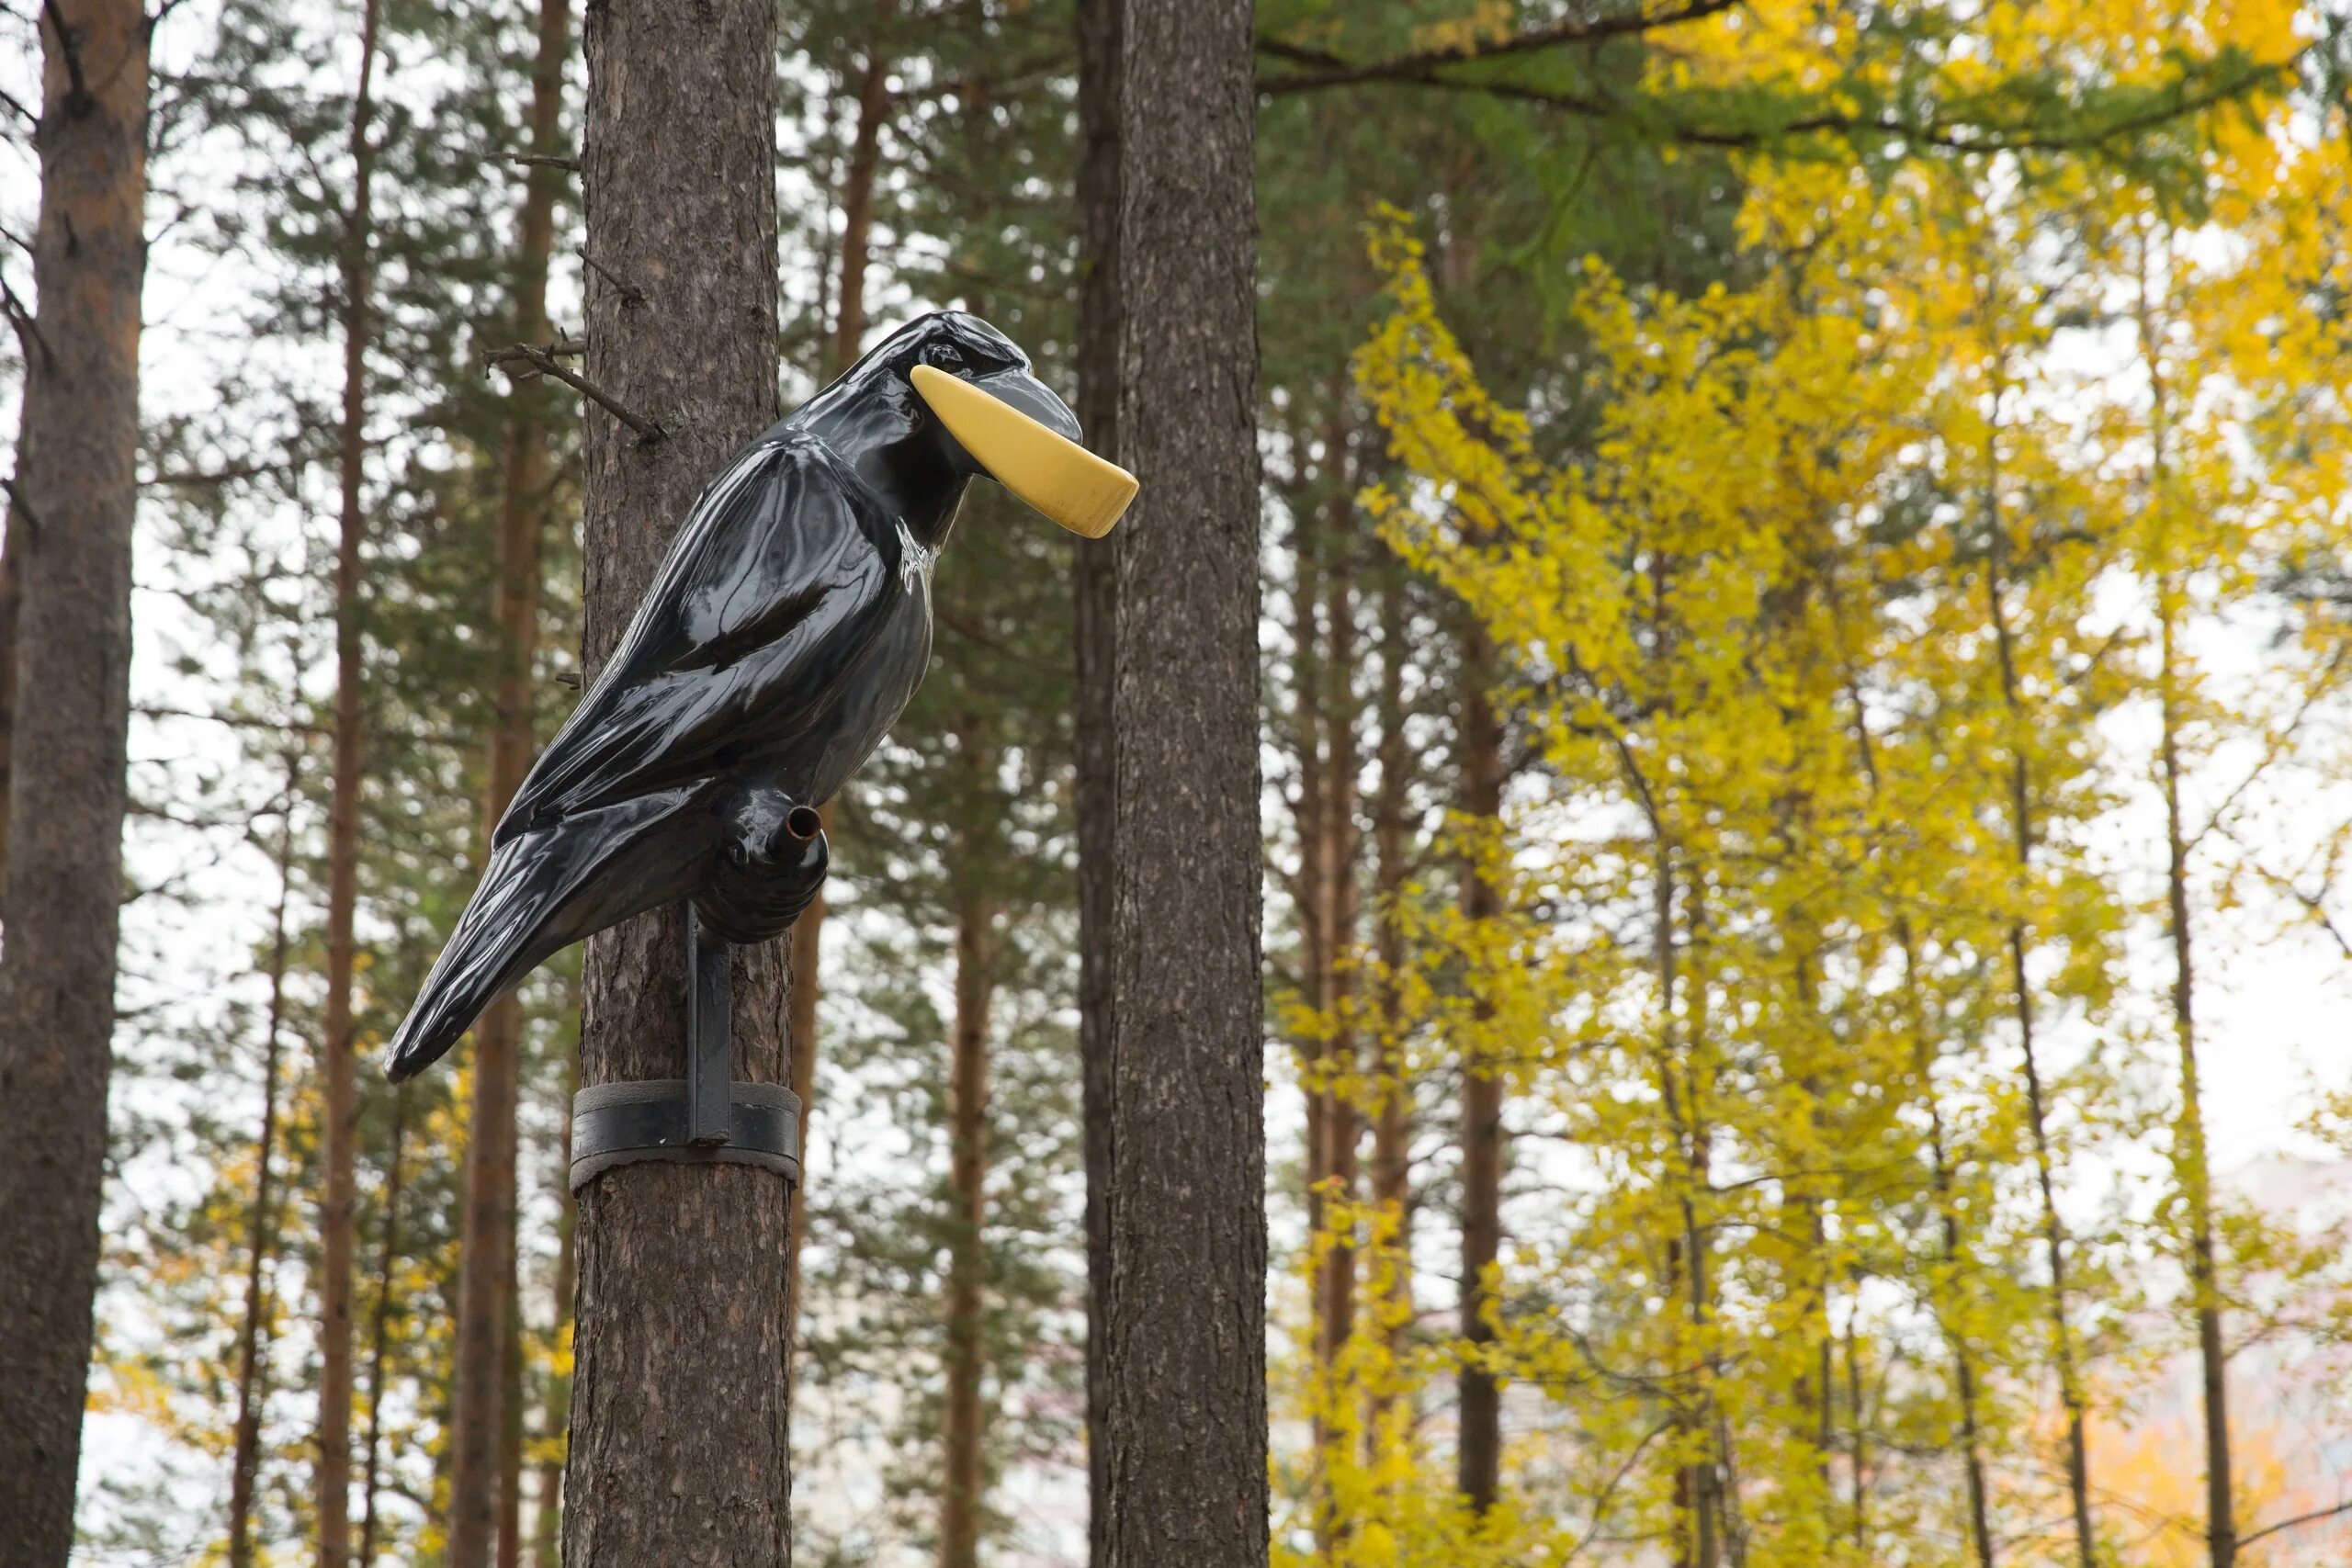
[{"left": 6, "top": 0, "right": 2352, "bottom": 1565}]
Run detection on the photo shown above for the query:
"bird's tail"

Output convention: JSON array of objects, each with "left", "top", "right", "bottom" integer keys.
[{"left": 384, "top": 793, "right": 707, "bottom": 1081}]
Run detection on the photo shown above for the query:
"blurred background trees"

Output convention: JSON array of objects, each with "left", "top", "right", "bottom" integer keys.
[{"left": 6, "top": 0, "right": 2352, "bottom": 1564}]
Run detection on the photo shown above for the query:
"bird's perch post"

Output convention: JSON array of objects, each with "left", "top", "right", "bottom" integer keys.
[{"left": 562, "top": 0, "right": 795, "bottom": 1557}]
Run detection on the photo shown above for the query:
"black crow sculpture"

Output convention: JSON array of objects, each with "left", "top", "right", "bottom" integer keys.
[{"left": 384, "top": 312, "right": 1133, "bottom": 1082}]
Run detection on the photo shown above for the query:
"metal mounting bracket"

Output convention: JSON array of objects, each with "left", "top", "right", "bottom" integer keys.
[{"left": 568, "top": 906, "right": 801, "bottom": 1192}]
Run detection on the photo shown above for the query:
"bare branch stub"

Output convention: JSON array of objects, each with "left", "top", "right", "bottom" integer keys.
[
  {"left": 580, "top": 247, "right": 646, "bottom": 308},
  {"left": 507, "top": 152, "right": 581, "bottom": 173},
  {"left": 487, "top": 343, "right": 664, "bottom": 445},
  {"left": 0, "top": 276, "right": 54, "bottom": 373},
  {"left": 40, "top": 0, "right": 95, "bottom": 116}
]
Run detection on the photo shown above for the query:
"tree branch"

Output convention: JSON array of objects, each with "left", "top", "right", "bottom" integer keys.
[
  {"left": 40, "top": 0, "right": 94, "bottom": 116},
  {"left": 1257, "top": 0, "right": 1744, "bottom": 94},
  {"left": 2238, "top": 1497, "right": 2352, "bottom": 1551},
  {"left": 486, "top": 344, "right": 663, "bottom": 443},
  {"left": 506, "top": 152, "right": 579, "bottom": 173},
  {"left": 1261, "top": 32, "right": 2307, "bottom": 164},
  {"left": 580, "top": 247, "right": 645, "bottom": 307}
]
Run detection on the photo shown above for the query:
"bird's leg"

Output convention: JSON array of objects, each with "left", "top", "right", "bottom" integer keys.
[{"left": 685, "top": 905, "right": 733, "bottom": 1145}]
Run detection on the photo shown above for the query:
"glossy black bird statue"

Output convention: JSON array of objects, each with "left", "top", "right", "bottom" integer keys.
[{"left": 384, "top": 312, "right": 1134, "bottom": 1082}]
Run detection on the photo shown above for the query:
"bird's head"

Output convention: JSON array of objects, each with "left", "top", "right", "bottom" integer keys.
[{"left": 811, "top": 312, "right": 1136, "bottom": 543}]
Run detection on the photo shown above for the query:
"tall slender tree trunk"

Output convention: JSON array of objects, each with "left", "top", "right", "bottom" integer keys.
[
  {"left": 1316, "top": 413, "right": 1362, "bottom": 1387},
  {"left": 228, "top": 764, "right": 301, "bottom": 1568},
  {"left": 2132, "top": 235, "right": 2234, "bottom": 1568},
  {"left": 0, "top": 0, "right": 150, "bottom": 1553},
  {"left": 561, "top": 0, "right": 789, "bottom": 1554},
  {"left": 2161, "top": 617, "right": 2233, "bottom": 1568},
  {"left": 1454, "top": 616, "right": 1506, "bottom": 1516},
  {"left": 356, "top": 1090, "right": 406, "bottom": 1568},
  {"left": 940, "top": 752, "right": 998, "bottom": 1568},
  {"left": 0, "top": 471, "right": 21, "bottom": 888},
  {"left": 449, "top": 0, "right": 569, "bottom": 1557},
  {"left": 1366, "top": 565, "right": 1413, "bottom": 1445},
  {"left": 1074, "top": 3, "right": 1267, "bottom": 1564},
  {"left": 786, "top": 1, "right": 898, "bottom": 1377},
  {"left": 1982, "top": 442, "right": 2096, "bottom": 1568},
  {"left": 317, "top": 5, "right": 386, "bottom": 1561},
  {"left": 533, "top": 1055, "right": 578, "bottom": 1568}
]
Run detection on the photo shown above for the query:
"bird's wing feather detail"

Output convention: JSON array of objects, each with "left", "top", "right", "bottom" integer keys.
[{"left": 497, "top": 437, "right": 894, "bottom": 846}]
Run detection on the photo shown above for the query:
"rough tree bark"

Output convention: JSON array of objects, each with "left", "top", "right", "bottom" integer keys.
[
  {"left": 448, "top": 0, "right": 569, "bottom": 1555},
  {"left": 228, "top": 763, "right": 300, "bottom": 1568},
  {"left": 0, "top": 0, "right": 149, "bottom": 1556},
  {"left": 1071, "top": 0, "right": 1121, "bottom": 1554},
  {"left": 1075, "top": 4, "right": 1268, "bottom": 1566},
  {"left": 940, "top": 721, "right": 998, "bottom": 1568},
  {"left": 560, "top": 0, "right": 790, "bottom": 1556},
  {"left": 315, "top": 1, "right": 386, "bottom": 1559},
  {"left": 1454, "top": 616, "right": 1506, "bottom": 1515}
]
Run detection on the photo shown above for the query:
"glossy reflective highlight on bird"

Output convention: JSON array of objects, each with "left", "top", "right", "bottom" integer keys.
[{"left": 383, "top": 312, "right": 1135, "bottom": 1081}]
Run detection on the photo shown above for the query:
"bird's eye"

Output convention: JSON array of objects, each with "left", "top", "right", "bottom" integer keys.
[{"left": 923, "top": 343, "right": 970, "bottom": 375}]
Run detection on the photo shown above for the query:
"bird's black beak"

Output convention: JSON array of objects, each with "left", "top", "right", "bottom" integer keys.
[{"left": 911, "top": 365, "right": 1136, "bottom": 539}]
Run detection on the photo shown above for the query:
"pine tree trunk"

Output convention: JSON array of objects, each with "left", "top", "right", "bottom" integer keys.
[
  {"left": 561, "top": 0, "right": 789, "bottom": 1555},
  {"left": 228, "top": 766, "right": 300, "bottom": 1568},
  {"left": 356, "top": 1090, "right": 406, "bottom": 1568},
  {"left": 498, "top": 1272, "right": 526, "bottom": 1568},
  {"left": 0, "top": 465, "right": 21, "bottom": 890},
  {"left": 0, "top": 0, "right": 149, "bottom": 1554},
  {"left": 1071, "top": 0, "right": 1122, "bottom": 1556},
  {"left": 448, "top": 0, "right": 568, "bottom": 1551},
  {"left": 533, "top": 1057, "right": 577, "bottom": 1568},
  {"left": 317, "top": 4, "right": 386, "bottom": 1560},
  {"left": 1454, "top": 617, "right": 1505, "bottom": 1516},
  {"left": 1074, "top": 3, "right": 1267, "bottom": 1563},
  {"left": 940, "top": 775, "right": 996, "bottom": 1568},
  {"left": 1366, "top": 565, "right": 1412, "bottom": 1444},
  {"left": 1316, "top": 432, "right": 1361, "bottom": 1383},
  {"left": 786, "top": 7, "right": 896, "bottom": 1373}
]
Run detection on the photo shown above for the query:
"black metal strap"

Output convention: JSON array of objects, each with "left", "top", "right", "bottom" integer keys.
[
  {"left": 567, "top": 906, "right": 801, "bottom": 1193},
  {"left": 569, "top": 1078, "right": 802, "bottom": 1192}
]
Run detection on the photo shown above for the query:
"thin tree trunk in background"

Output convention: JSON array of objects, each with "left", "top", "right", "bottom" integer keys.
[
  {"left": 1454, "top": 615, "right": 1505, "bottom": 1516},
  {"left": 228, "top": 763, "right": 301, "bottom": 1568},
  {"left": 563, "top": 0, "right": 789, "bottom": 1552},
  {"left": 1366, "top": 565, "right": 1412, "bottom": 1444},
  {"left": 533, "top": 1055, "right": 578, "bottom": 1568},
  {"left": 0, "top": 0, "right": 149, "bottom": 1552},
  {"left": 2163, "top": 617, "right": 2234, "bottom": 1568},
  {"left": 2134, "top": 233, "right": 2235, "bottom": 1568},
  {"left": 1076, "top": 2, "right": 1268, "bottom": 1564},
  {"left": 1983, "top": 458, "right": 2096, "bottom": 1568},
  {"left": 1317, "top": 414, "right": 1361, "bottom": 1386},
  {"left": 449, "top": 0, "right": 568, "bottom": 1552},
  {"left": 356, "top": 1090, "right": 407, "bottom": 1568},
  {"left": 0, "top": 475, "right": 21, "bottom": 889},
  {"left": 786, "top": 1, "right": 898, "bottom": 1376},
  {"left": 317, "top": 3, "right": 386, "bottom": 1559},
  {"left": 940, "top": 750, "right": 997, "bottom": 1568},
  {"left": 498, "top": 1271, "right": 525, "bottom": 1568}
]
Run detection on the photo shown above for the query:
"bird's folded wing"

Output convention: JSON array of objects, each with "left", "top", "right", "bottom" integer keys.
[{"left": 496, "top": 437, "right": 894, "bottom": 846}]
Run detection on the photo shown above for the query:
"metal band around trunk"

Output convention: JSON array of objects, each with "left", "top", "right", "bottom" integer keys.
[{"left": 569, "top": 1079, "right": 802, "bottom": 1192}]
